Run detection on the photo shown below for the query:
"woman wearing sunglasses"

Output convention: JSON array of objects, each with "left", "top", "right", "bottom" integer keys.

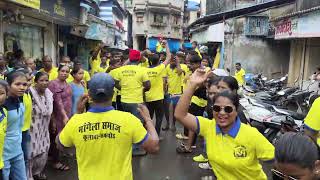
[
  {"left": 175, "top": 69, "right": 274, "bottom": 179},
  {"left": 273, "top": 132, "right": 320, "bottom": 180}
]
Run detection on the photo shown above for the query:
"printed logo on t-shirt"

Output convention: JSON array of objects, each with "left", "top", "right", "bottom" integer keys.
[
  {"left": 233, "top": 145, "right": 247, "bottom": 158},
  {"left": 78, "top": 121, "right": 121, "bottom": 141}
]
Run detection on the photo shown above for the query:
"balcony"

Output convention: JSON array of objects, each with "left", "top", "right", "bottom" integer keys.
[{"left": 150, "top": 22, "right": 167, "bottom": 27}]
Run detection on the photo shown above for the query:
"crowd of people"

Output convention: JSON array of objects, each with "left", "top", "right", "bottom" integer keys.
[{"left": 0, "top": 39, "right": 318, "bottom": 180}]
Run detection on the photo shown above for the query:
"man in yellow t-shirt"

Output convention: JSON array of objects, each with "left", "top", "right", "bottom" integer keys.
[
  {"left": 192, "top": 41, "right": 202, "bottom": 59},
  {"left": 176, "top": 55, "right": 208, "bottom": 153},
  {"left": 165, "top": 53, "right": 185, "bottom": 131},
  {"left": 108, "top": 58, "right": 122, "bottom": 110},
  {"left": 57, "top": 73, "right": 159, "bottom": 180},
  {"left": 145, "top": 42, "right": 170, "bottom": 137},
  {"left": 114, "top": 49, "right": 151, "bottom": 119},
  {"left": 304, "top": 97, "right": 320, "bottom": 143},
  {"left": 138, "top": 50, "right": 151, "bottom": 68},
  {"left": 234, "top": 62, "right": 246, "bottom": 86},
  {"left": 39, "top": 55, "right": 58, "bottom": 81}
]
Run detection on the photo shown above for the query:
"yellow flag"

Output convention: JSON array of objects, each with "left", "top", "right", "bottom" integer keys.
[{"left": 213, "top": 47, "right": 220, "bottom": 69}]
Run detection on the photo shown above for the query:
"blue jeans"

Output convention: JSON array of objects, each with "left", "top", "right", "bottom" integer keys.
[
  {"left": 3, "top": 154, "right": 27, "bottom": 180},
  {"left": 170, "top": 96, "right": 180, "bottom": 106},
  {"left": 22, "top": 130, "right": 31, "bottom": 176}
]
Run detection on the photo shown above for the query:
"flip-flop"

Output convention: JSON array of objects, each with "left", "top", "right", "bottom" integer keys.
[
  {"left": 33, "top": 173, "right": 47, "bottom": 180},
  {"left": 176, "top": 144, "right": 192, "bottom": 154}
]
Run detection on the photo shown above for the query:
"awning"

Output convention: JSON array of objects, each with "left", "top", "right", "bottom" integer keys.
[
  {"left": 188, "top": 0, "right": 295, "bottom": 29},
  {"left": 85, "top": 22, "right": 115, "bottom": 45}
]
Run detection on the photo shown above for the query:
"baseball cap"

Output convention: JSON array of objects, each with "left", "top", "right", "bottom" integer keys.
[{"left": 88, "top": 73, "right": 115, "bottom": 102}]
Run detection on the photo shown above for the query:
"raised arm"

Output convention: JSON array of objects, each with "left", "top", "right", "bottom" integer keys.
[
  {"left": 174, "top": 69, "right": 212, "bottom": 132},
  {"left": 162, "top": 41, "right": 171, "bottom": 66}
]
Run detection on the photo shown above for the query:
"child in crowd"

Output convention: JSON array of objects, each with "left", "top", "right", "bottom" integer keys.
[
  {"left": 3, "top": 70, "right": 28, "bottom": 180},
  {"left": 70, "top": 67, "right": 86, "bottom": 116}
]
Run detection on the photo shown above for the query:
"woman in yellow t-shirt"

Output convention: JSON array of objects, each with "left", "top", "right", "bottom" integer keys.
[
  {"left": 175, "top": 69, "right": 274, "bottom": 180},
  {"left": 0, "top": 80, "right": 8, "bottom": 178}
]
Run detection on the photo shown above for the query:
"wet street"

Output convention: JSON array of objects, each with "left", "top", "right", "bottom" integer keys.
[{"left": 45, "top": 123, "right": 273, "bottom": 180}]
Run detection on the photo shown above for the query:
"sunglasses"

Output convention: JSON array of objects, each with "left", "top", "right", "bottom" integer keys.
[
  {"left": 271, "top": 169, "right": 298, "bottom": 180},
  {"left": 212, "top": 105, "right": 234, "bottom": 114}
]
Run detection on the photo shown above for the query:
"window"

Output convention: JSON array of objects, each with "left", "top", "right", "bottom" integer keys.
[
  {"left": 3, "top": 22, "right": 44, "bottom": 61},
  {"left": 154, "top": 14, "right": 164, "bottom": 23},
  {"left": 137, "top": 16, "right": 144, "bottom": 22},
  {"left": 173, "top": 16, "right": 180, "bottom": 25}
]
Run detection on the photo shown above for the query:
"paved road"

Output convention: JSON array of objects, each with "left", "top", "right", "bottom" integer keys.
[{"left": 45, "top": 123, "right": 272, "bottom": 180}]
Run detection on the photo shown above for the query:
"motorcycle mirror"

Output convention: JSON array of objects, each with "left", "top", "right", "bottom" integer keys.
[{"left": 262, "top": 77, "right": 267, "bottom": 81}]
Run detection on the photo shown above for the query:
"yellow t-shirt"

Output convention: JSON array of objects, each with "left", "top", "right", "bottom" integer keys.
[
  {"left": 39, "top": 67, "right": 58, "bottom": 81},
  {"left": 195, "top": 48, "right": 202, "bottom": 59},
  {"left": 235, "top": 68, "right": 246, "bottom": 86},
  {"left": 96, "top": 65, "right": 109, "bottom": 74},
  {"left": 181, "top": 64, "right": 192, "bottom": 92},
  {"left": 197, "top": 116, "right": 274, "bottom": 180},
  {"left": 0, "top": 108, "right": 7, "bottom": 169},
  {"left": 166, "top": 66, "right": 183, "bottom": 95},
  {"left": 304, "top": 97, "right": 320, "bottom": 131},
  {"left": 145, "top": 64, "right": 166, "bottom": 102},
  {"left": 83, "top": 70, "right": 91, "bottom": 83},
  {"left": 90, "top": 52, "right": 102, "bottom": 76},
  {"left": 109, "top": 69, "right": 121, "bottom": 102},
  {"left": 22, "top": 93, "right": 32, "bottom": 131},
  {"left": 139, "top": 58, "right": 149, "bottom": 68},
  {"left": 59, "top": 108, "right": 148, "bottom": 180},
  {"left": 114, "top": 65, "right": 149, "bottom": 103}
]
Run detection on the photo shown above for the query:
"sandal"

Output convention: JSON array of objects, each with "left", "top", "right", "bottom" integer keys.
[
  {"left": 53, "top": 162, "right": 70, "bottom": 171},
  {"left": 162, "top": 126, "right": 169, "bottom": 131},
  {"left": 176, "top": 144, "right": 192, "bottom": 154},
  {"left": 33, "top": 173, "right": 47, "bottom": 180}
]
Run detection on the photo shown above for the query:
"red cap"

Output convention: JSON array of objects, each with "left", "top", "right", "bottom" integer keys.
[{"left": 129, "top": 49, "right": 141, "bottom": 62}]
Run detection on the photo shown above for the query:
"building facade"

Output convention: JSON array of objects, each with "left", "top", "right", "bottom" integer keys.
[
  {"left": 130, "top": 0, "right": 184, "bottom": 51},
  {"left": 272, "top": 0, "right": 320, "bottom": 88}
]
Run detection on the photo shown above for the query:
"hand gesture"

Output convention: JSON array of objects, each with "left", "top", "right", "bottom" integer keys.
[
  {"left": 137, "top": 104, "right": 152, "bottom": 122},
  {"left": 161, "top": 40, "right": 167, "bottom": 45},
  {"left": 77, "top": 94, "right": 89, "bottom": 114},
  {"left": 189, "top": 69, "right": 212, "bottom": 87}
]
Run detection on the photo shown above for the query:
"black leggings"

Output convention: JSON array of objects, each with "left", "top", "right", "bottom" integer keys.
[
  {"left": 184, "top": 103, "right": 205, "bottom": 145},
  {"left": 146, "top": 100, "right": 164, "bottom": 136}
]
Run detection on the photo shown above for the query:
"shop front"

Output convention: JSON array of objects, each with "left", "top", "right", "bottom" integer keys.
[{"left": 274, "top": 9, "right": 320, "bottom": 85}]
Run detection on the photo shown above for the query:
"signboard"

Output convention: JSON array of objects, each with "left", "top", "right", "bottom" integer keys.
[
  {"left": 244, "top": 16, "right": 269, "bottom": 36},
  {"left": 40, "top": 0, "right": 80, "bottom": 22},
  {"left": 275, "top": 10, "right": 320, "bottom": 39},
  {"left": 8, "top": 0, "right": 40, "bottom": 9}
]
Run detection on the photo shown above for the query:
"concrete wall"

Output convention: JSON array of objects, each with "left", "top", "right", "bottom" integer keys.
[
  {"left": 306, "top": 38, "right": 320, "bottom": 78},
  {"left": 297, "top": 0, "right": 320, "bottom": 11},
  {"left": 224, "top": 18, "right": 290, "bottom": 79}
]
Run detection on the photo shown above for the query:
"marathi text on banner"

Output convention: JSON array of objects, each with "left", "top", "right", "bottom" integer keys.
[{"left": 8, "top": 0, "right": 40, "bottom": 10}]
